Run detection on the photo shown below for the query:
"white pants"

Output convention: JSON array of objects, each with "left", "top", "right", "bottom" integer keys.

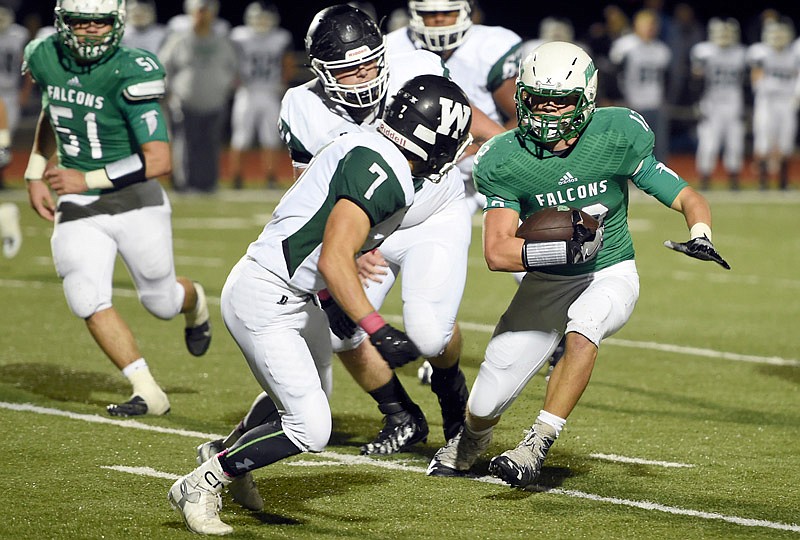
[
  {"left": 230, "top": 86, "right": 282, "bottom": 150},
  {"left": 332, "top": 198, "right": 471, "bottom": 358},
  {"left": 752, "top": 94, "right": 798, "bottom": 157},
  {"left": 469, "top": 260, "right": 640, "bottom": 420},
  {"left": 51, "top": 195, "right": 183, "bottom": 320},
  {"left": 221, "top": 256, "right": 333, "bottom": 452},
  {"left": 695, "top": 99, "right": 744, "bottom": 175}
]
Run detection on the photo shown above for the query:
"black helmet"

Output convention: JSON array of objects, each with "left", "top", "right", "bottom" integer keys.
[
  {"left": 305, "top": 4, "right": 388, "bottom": 109},
  {"left": 378, "top": 74, "right": 473, "bottom": 183}
]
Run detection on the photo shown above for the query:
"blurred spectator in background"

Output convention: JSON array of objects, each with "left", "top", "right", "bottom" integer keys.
[
  {"left": 666, "top": 3, "right": 703, "bottom": 106},
  {"left": 583, "top": 5, "right": 629, "bottom": 105},
  {"left": 0, "top": 4, "right": 27, "bottom": 188},
  {"left": 228, "top": 2, "right": 293, "bottom": 189},
  {"left": 121, "top": 0, "right": 167, "bottom": 54},
  {"left": 520, "top": 16, "right": 584, "bottom": 61},
  {"left": 160, "top": 0, "right": 238, "bottom": 193},
  {"left": 746, "top": 17, "right": 800, "bottom": 190},
  {"left": 690, "top": 17, "right": 747, "bottom": 190},
  {"left": 387, "top": 7, "right": 409, "bottom": 33},
  {"left": 168, "top": 0, "right": 230, "bottom": 37},
  {"left": 610, "top": 8, "right": 671, "bottom": 162}
]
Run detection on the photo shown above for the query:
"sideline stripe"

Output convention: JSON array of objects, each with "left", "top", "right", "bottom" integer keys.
[
  {"left": 1, "top": 278, "right": 796, "bottom": 367},
  {"left": 4, "top": 401, "right": 799, "bottom": 534}
]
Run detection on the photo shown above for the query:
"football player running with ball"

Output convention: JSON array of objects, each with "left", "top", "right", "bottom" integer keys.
[
  {"left": 22, "top": 0, "right": 212, "bottom": 417},
  {"left": 426, "top": 41, "right": 730, "bottom": 488},
  {"left": 168, "top": 75, "right": 473, "bottom": 535}
]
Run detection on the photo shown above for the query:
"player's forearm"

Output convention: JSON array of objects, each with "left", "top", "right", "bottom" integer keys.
[
  {"left": 32, "top": 111, "right": 56, "bottom": 158},
  {"left": 318, "top": 254, "right": 374, "bottom": 323},
  {"left": 141, "top": 141, "right": 171, "bottom": 178}
]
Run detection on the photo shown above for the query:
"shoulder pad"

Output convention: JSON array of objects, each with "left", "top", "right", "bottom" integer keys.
[{"left": 117, "top": 47, "right": 167, "bottom": 100}]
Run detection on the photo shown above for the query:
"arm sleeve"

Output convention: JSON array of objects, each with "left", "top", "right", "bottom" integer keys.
[{"left": 631, "top": 154, "right": 688, "bottom": 207}]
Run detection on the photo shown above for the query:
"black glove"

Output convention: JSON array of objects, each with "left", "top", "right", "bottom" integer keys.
[
  {"left": 664, "top": 235, "right": 731, "bottom": 270},
  {"left": 369, "top": 324, "right": 421, "bottom": 369},
  {"left": 318, "top": 292, "right": 357, "bottom": 339}
]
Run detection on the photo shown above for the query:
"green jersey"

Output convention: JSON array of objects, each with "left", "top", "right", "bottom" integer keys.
[
  {"left": 23, "top": 35, "right": 168, "bottom": 194},
  {"left": 474, "top": 107, "right": 688, "bottom": 276}
]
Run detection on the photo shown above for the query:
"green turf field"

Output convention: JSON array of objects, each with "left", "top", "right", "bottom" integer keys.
[{"left": 1, "top": 186, "right": 798, "bottom": 539}]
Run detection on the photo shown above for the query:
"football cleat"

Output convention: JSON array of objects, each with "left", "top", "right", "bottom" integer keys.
[
  {"left": 168, "top": 461, "right": 232, "bottom": 536},
  {"left": 197, "top": 439, "right": 264, "bottom": 511},
  {"left": 488, "top": 419, "right": 557, "bottom": 489},
  {"left": 184, "top": 282, "right": 211, "bottom": 356},
  {"left": 360, "top": 403, "right": 429, "bottom": 455},
  {"left": 106, "top": 391, "right": 170, "bottom": 417},
  {"left": 427, "top": 426, "right": 492, "bottom": 477},
  {"left": 0, "top": 202, "right": 21, "bottom": 259},
  {"left": 417, "top": 360, "right": 433, "bottom": 385}
]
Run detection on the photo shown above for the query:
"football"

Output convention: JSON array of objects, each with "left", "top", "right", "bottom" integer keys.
[{"left": 516, "top": 205, "right": 599, "bottom": 242}]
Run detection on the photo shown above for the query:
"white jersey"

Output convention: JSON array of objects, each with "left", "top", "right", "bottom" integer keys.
[
  {"left": 122, "top": 24, "right": 168, "bottom": 55},
  {"left": 387, "top": 25, "right": 521, "bottom": 124},
  {"left": 690, "top": 41, "right": 747, "bottom": 109},
  {"left": 230, "top": 25, "right": 292, "bottom": 90},
  {"left": 279, "top": 48, "right": 463, "bottom": 229},
  {"left": 0, "top": 24, "right": 27, "bottom": 93},
  {"left": 609, "top": 33, "right": 672, "bottom": 110},
  {"left": 746, "top": 42, "right": 800, "bottom": 100},
  {"left": 247, "top": 132, "right": 414, "bottom": 294}
]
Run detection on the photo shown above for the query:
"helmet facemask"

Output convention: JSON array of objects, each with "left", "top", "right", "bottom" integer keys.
[
  {"left": 515, "top": 41, "right": 597, "bottom": 145},
  {"left": 408, "top": 0, "right": 472, "bottom": 52},
  {"left": 55, "top": 0, "right": 126, "bottom": 62}
]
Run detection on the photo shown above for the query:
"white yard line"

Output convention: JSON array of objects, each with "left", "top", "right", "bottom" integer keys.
[{"left": 589, "top": 453, "right": 694, "bottom": 468}]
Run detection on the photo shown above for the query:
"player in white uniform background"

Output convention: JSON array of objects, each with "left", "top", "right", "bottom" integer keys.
[
  {"left": 690, "top": 18, "right": 747, "bottom": 190},
  {"left": 228, "top": 2, "right": 293, "bottom": 189},
  {"left": 609, "top": 8, "right": 672, "bottom": 163},
  {"left": 120, "top": 0, "right": 167, "bottom": 55},
  {"left": 168, "top": 75, "right": 473, "bottom": 535},
  {"left": 387, "top": 0, "right": 521, "bottom": 215},
  {"left": 0, "top": 5, "right": 28, "bottom": 181},
  {"left": 167, "top": 0, "right": 230, "bottom": 37},
  {"left": 746, "top": 17, "right": 800, "bottom": 190}
]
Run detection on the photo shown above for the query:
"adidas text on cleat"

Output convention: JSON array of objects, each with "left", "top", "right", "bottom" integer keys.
[
  {"left": 360, "top": 404, "right": 429, "bottom": 456},
  {"left": 197, "top": 440, "right": 264, "bottom": 511},
  {"left": 106, "top": 392, "right": 170, "bottom": 417},
  {"left": 185, "top": 282, "right": 211, "bottom": 356},
  {"left": 488, "top": 420, "right": 557, "bottom": 489},
  {"left": 427, "top": 427, "right": 491, "bottom": 477}
]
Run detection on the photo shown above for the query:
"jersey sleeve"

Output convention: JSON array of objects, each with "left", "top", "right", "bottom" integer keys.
[
  {"left": 330, "top": 145, "right": 408, "bottom": 225},
  {"left": 116, "top": 49, "right": 169, "bottom": 144},
  {"left": 480, "top": 27, "right": 522, "bottom": 92},
  {"left": 630, "top": 154, "right": 688, "bottom": 206},
  {"left": 21, "top": 37, "right": 48, "bottom": 81},
  {"left": 612, "top": 108, "right": 657, "bottom": 177}
]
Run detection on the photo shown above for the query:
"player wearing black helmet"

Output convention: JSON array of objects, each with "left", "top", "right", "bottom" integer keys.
[{"left": 169, "top": 75, "right": 472, "bottom": 535}]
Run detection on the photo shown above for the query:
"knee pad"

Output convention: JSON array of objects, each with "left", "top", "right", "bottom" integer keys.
[
  {"left": 404, "top": 316, "right": 452, "bottom": 359},
  {"left": 62, "top": 273, "right": 108, "bottom": 319},
  {"left": 282, "top": 391, "right": 331, "bottom": 453},
  {"left": 140, "top": 282, "right": 183, "bottom": 320}
]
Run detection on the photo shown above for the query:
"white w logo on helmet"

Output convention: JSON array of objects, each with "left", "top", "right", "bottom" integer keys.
[{"left": 437, "top": 97, "right": 471, "bottom": 139}]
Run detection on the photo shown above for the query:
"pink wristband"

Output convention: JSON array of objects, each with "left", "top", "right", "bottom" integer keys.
[
  {"left": 317, "top": 289, "right": 332, "bottom": 301},
  {"left": 359, "top": 311, "right": 386, "bottom": 335}
]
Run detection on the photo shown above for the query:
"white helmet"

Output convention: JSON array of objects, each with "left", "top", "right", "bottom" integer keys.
[
  {"left": 127, "top": 0, "right": 156, "bottom": 29},
  {"left": 54, "top": 0, "right": 126, "bottom": 62},
  {"left": 539, "top": 17, "right": 574, "bottom": 43},
  {"left": 516, "top": 41, "right": 598, "bottom": 144},
  {"left": 762, "top": 18, "right": 795, "bottom": 50},
  {"left": 707, "top": 18, "right": 740, "bottom": 48},
  {"left": 408, "top": 0, "right": 472, "bottom": 52},
  {"left": 245, "top": 2, "right": 279, "bottom": 34}
]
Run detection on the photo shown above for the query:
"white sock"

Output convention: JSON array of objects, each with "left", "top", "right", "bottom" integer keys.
[
  {"left": 193, "top": 456, "right": 232, "bottom": 493},
  {"left": 184, "top": 282, "right": 209, "bottom": 328},
  {"left": 464, "top": 422, "right": 493, "bottom": 439},
  {"left": 121, "top": 358, "right": 148, "bottom": 378},
  {"left": 537, "top": 409, "right": 566, "bottom": 438}
]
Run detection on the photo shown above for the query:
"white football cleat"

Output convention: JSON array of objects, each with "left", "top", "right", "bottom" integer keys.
[
  {"left": 168, "top": 457, "right": 233, "bottom": 535},
  {"left": 0, "top": 203, "right": 21, "bottom": 259},
  {"left": 197, "top": 439, "right": 264, "bottom": 511}
]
